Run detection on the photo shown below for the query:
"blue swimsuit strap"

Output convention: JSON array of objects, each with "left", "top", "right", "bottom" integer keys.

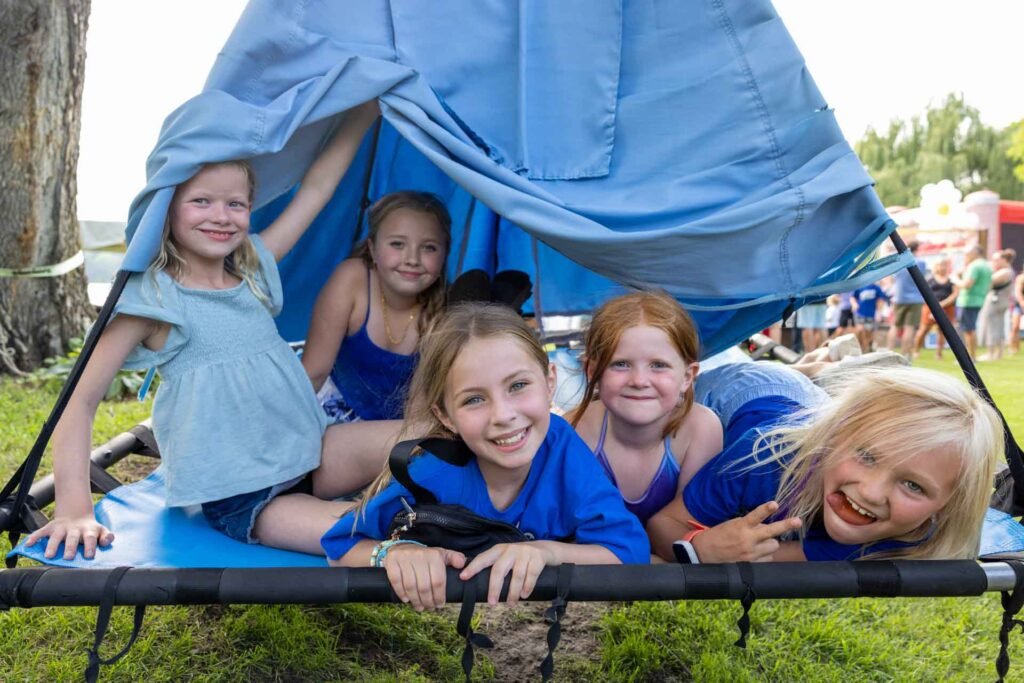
[{"left": 594, "top": 411, "right": 678, "bottom": 503}]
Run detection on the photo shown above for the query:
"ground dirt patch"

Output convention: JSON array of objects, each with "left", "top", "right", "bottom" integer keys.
[{"left": 470, "top": 601, "right": 608, "bottom": 682}]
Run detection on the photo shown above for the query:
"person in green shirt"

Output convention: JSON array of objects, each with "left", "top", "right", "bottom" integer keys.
[{"left": 953, "top": 245, "right": 993, "bottom": 359}]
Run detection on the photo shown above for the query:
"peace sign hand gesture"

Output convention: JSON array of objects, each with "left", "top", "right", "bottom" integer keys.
[{"left": 691, "top": 502, "right": 802, "bottom": 563}]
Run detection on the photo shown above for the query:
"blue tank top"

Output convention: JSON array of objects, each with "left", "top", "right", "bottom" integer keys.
[
  {"left": 593, "top": 412, "right": 680, "bottom": 525},
  {"left": 329, "top": 269, "right": 418, "bottom": 420}
]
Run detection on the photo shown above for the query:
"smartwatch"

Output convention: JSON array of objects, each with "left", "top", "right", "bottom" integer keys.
[
  {"left": 672, "top": 520, "right": 709, "bottom": 564},
  {"left": 672, "top": 539, "right": 700, "bottom": 564}
]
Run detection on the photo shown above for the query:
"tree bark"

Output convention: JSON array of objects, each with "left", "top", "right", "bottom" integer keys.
[{"left": 0, "top": 0, "right": 92, "bottom": 374}]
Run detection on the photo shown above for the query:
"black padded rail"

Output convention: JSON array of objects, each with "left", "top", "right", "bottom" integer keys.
[{"left": 0, "top": 561, "right": 997, "bottom": 609}]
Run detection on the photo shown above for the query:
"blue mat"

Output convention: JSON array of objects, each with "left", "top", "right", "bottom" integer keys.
[
  {"left": 10, "top": 469, "right": 324, "bottom": 568},
  {"left": 11, "top": 468, "right": 1024, "bottom": 568}
]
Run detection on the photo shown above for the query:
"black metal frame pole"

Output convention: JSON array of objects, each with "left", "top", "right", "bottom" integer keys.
[
  {"left": 0, "top": 271, "right": 132, "bottom": 536},
  {"left": 350, "top": 117, "right": 383, "bottom": 252},
  {"left": 0, "top": 561, "right": 1008, "bottom": 608},
  {"left": 888, "top": 231, "right": 1024, "bottom": 501}
]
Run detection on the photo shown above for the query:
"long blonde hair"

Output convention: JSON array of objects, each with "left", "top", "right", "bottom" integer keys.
[
  {"left": 359, "top": 303, "right": 549, "bottom": 508},
  {"left": 150, "top": 160, "right": 269, "bottom": 304},
  {"left": 353, "top": 191, "right": 452, "bottom": 336},
  {"left": 569, "top": 291, "right": 701, "bottom": 437},
  {"left": 752, "top": 367, "right": 1002, "bottom": 559}
]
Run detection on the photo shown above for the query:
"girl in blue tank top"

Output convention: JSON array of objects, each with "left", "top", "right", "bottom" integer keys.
[
  {"left": 570, "top": 292, "right": 723, "bottom": 526},
  {"left": 27, "top": 101, "right": 384, "bottom": 561},
  {"left": 302, "top": 192, "right": 452, "bottom": 423}
]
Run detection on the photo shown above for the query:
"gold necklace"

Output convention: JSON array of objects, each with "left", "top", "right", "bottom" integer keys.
[{"left": 380, "top": 289, "right": 416, "bottom": 346}]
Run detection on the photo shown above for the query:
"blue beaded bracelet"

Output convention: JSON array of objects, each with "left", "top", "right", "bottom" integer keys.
[{"left": 370, "top": 539, "right": 426, "bottom": 568}]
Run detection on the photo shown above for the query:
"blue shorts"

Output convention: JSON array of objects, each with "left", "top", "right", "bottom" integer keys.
[
  {"left": 958, "top": 306, "right": 981, "bottom": 333},
  {"left": 796, "top": 303, "right": 827, "bottom": 329},
  {"left": 694, "top": 359, "right": 828, "bottom": 433},
  {"left": 201, "top": 473, "right": 312, "bottom": 543}
]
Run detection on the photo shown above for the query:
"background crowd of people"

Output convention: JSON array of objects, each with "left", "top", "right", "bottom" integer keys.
[{"left": 773, "top": 240, "right": 1024, "bottom": 362}]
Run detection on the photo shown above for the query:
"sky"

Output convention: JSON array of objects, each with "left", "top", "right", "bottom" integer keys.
[{"left": 76, "top": 0, "right": 1024, "bottom": 222}]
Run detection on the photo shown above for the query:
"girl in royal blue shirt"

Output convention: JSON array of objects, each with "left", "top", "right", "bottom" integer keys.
[
  {"left": 648, "top": 361, "right": 1002, "bottom": 563},
  {"left": 322, "top": 304, "right": 648, "bottom": 611}
]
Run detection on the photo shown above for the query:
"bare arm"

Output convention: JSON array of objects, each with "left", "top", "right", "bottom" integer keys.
[
  {"left": 646, "top": 494, "right": 698, "bottom": 561},
  {"left": 302, "top": 260, "right": 363, "bottom": 391},
  {"left": 940, "top": 283, "right": 959, "bottom": 308},
  {"left": 26, "top": 315, "right": 161, "bottom": 559},
  {"left": 674, "top": 404, "right": 724, "bottom": 493},
  {"left": 259, "top": 100, "right": 380, "bottom": 260},
  {"left": 992, "top": 268, "right": 1013, "bottom": 289},
  {"left": 646, "top": 496, "right": 801, "bottom": 563}
]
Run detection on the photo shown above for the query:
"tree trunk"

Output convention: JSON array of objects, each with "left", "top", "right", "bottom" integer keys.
[{"left": 0, "top": 0, "right": 92, "bottom": 374}]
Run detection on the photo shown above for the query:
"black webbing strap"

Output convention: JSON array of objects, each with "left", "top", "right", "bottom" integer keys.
[
  {"left": 540, "top": 563, "right": 574, "bottom": 682},
  {"left": 889, "top": 231, "right": 1024, "bottom": 511},
  {"left": 5, "top": 535, "right": 20, "bottom": 568},
  {"left": 455, "top": 576, "right": 493, "bottom": 683},
  {"left": 854, "top": 561, "right": 901, "bottom": 597},
  {"left": 779, "top": 298, "right": 796, "bottom": 328},
  {"left": 733, "top": 562, "right": 757, "bottom": 648},
  {"left": 84, "top": 567, "right": 146, "bottom": 683},
  {"left": 350, "top": 117, "right": 383, "bottom": 252},
  {"left": 388, "top": 437, "right": 475, "bottom": 505},
  {"left": 996, "top": 561, "right": 1024, "bottom": 682},
  {"left": 0, "top": 566, "right": 45, "bottom": 610}
]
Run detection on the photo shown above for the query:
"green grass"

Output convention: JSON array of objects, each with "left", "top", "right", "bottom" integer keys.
[{"left": 1, "top": 355, "right": 1023, "bottom": 681}]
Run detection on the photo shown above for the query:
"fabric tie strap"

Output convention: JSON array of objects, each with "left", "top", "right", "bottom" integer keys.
[
  {"left": 455, "top": 575, "right": 493, "bottom": 683},
  {"left": 540, "top": 562, "right": 575, "bottom": 681},
  {"left": 996, "top": 561, "right": 1024, "bottom": 682},
  {"left": 733, "top": 562, "right": 757, "bottom": 648},
  {"left": 84, "top": 567, "right": 146, "bottom": 683}
]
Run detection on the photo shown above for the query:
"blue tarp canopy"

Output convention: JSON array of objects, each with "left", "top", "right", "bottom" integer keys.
[{"left": 122, "top": 0, "right": 911, "bottom": 356}]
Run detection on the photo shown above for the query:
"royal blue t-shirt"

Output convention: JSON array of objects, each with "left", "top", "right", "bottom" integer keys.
[
  {"left": 852, "top": 284, "right": 889, "bottom": 319},
  {"left": 321, "top": 415, "right": 650, "bottom": 564},
  {"left": 684, "top": 396, "right": 916, "bottom": 561}
]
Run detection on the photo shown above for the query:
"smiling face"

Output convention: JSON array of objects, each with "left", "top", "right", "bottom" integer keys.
[
  {"left": 820, "top": 442, "right": 960, "bottom": 546},
  {"left": 368, "top": 208, "right": 447, "bottom": 301},
  {"left": 596, "top": 324, "right": 696, "bottom": 429},
  {"left": 434, "top": 336, "right": 555, "bottom": 485},
  {"left": 168, "top": 164, "right": 251, "bottom": 268}
]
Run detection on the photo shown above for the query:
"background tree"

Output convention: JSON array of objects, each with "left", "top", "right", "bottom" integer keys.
[
  {"left": 1008, "top": 119, "right": 1024, "bottom": 184},
  {"left": 0, "top": 0, "right": 93, "bottom": 374},
  {"left": 855, "top": 93, "right": 1024, "bottom": 207}
]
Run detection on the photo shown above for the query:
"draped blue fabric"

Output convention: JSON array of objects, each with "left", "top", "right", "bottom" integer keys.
[{"left": 122, "top": 0, "right": 909, "bottom": 356}]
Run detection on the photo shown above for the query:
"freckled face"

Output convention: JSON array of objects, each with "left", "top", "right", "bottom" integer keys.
[
  {"left": 821, "top": 444, "right": 960, "bottom": 546},
  {"left": 168, "top": 165, "right": 251, "bottom": 266},
  {"left": 596, "top": 325, "right": 695, "bottom": 428},
  {"left": 435, "top": 337, "right": 555, "bottom": 482}
]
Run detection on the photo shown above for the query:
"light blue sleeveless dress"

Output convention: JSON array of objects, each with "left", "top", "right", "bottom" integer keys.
[{"left": 113, "top": 235, "right": 327, "bottom": 507}]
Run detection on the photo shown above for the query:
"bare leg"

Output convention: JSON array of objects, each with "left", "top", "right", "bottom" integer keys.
[
  {"left": 965, "top": 331, "right": 977, "bottom": 360},
  {"left": 913, "top": 323, "right": 928, "bottom": 354},
  {"left": 314, "top": 420, "right": 405, "bottom": 499},
  {"left": 253, "top": 494, "right": 357, "bottom": 555},
  {"left": 900, "top": 325, "right": 915, "bottom": 357},
  {"left": 1011, "top": 311, "right": 1021, "bottom": 355},
  {"left": 885, "top": 324, "right": 898, "bottom": 351}
]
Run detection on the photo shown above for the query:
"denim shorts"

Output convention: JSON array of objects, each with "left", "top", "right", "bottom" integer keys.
[
  {"left": 694, "top": 359, "right": 828, "bottom": 432},
  {"left": 201, "top": 473, "right": 312, "bottom": 543},
  {"left": 958, "top": 306, "right": 981, "bottom": 333}
]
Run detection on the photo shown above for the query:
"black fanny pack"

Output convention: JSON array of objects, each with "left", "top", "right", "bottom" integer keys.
[
  {"left": 384, "top": 436, "right": 573, "bottom": 683},
  {"left": 385, "top": 437, "right": 531, "bottom": 558}
]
